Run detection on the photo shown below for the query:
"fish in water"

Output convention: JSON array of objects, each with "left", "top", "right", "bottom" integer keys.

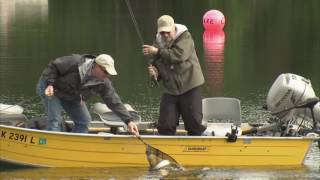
[
  {"left": 146, "top": 145, "right": 171, "bottom": 170},
  {"left": 145, "top": 145, "right": 184, "bottom": 170}
]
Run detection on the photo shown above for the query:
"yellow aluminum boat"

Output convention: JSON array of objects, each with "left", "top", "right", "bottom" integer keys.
[{"left": 0, "top": 124, "right": 315, "bottom": 167}]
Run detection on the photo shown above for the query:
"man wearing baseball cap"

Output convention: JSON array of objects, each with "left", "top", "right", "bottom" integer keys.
[
  {"left": 37, "top": 54, "right": 139, "bottom": 135},
  {"left": 142, "top": 15, "right": 206, "bottom": 136}
]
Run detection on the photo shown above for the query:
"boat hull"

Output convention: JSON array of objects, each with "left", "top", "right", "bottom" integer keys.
[{"left": 0, "top": 125, "right": 314, "bottom": 167}]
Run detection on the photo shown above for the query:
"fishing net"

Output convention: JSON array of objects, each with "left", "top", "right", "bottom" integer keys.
[
  {"left": 136, "top": 136, "right": 182, "bottom": 170},
  {"left": 145, "top": 145, "right": 180, "bottom": 169}
]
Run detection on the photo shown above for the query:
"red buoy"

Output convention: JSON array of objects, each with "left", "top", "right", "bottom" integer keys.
[{"left": 203, "top": 10, "right": 225, "bottom": 30}]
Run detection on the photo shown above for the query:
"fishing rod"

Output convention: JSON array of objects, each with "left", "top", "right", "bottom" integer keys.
[
  {"left": 124, "top": 0, "right": 144, "bottom": 46},
  {"left": 124, "top": 0, "right": 158, "bottom": 87},
  {"left": 123, "top": 1, "right": 181, "bottom": 169}
]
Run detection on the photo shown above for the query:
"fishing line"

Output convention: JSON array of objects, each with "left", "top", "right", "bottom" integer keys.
[
  {"left": 124, "top": 0, "right": 144, "bottom": 46},
  {"left": 124, "top": 0, "right": 158, "bottom": 88}
]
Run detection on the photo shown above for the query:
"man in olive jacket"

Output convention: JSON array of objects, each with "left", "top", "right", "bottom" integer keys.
[
  {"left": 142, "top": 15, "right": 206, "bottom": 135},
  {"left": 37, "top": 54, "right": 139, "bottom": 135}
]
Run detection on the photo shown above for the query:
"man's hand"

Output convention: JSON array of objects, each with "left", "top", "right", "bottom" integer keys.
[
  {"left": 45, "top": 85, "right": 54, "bottom": 96},
  {"left": 142, "top": 45, "right": 158, "bottom": 55},
  {"left": 128, "top": 121, "right": 139, "bottom": 136},
  {"left": 148, "top": 65, "right": 158, "bottom": 81}
]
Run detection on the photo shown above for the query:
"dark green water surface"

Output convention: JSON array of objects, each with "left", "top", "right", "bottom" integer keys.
[{"left": 1, "top": 0, "right": 320, "bottom": 179}]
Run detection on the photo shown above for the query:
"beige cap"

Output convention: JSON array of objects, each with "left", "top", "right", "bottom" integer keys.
[
  {"left": 157, "top": 15, "right": 175, "bottom": 33},
  {"left": 95, "top": 54, "right": 117, "bottom": 75}
]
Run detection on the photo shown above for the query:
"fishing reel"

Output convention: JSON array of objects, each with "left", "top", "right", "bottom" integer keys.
[
  {"left": 226, "top": 125, "right": 238, "bottom": 142},
  {"left": 149, "top": 77, "right": 159, "bottom": 88}
]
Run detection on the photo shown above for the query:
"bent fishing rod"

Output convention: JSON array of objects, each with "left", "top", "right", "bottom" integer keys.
[{"left": 124, "top": 0, "right": 158, "bottom": 87}]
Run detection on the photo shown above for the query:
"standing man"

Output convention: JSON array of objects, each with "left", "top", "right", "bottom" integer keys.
[
  {"left": 142, "top": 15, "right": 206, "bottom": 135},
  {"left": 37, "top": 54, "right": 139, "bottom": 135}
]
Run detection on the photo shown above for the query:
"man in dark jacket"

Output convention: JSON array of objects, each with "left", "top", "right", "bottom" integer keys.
[
  {"left": 37, "top": 54, "right": 139, "bottom": 135},
  {"left": 142, "top": 15, "right": 206, "bottom": 135}
]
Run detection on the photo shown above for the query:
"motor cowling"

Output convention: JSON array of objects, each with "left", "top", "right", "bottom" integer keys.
[{"left": 266, "top": 73, "right": 320, "bottom": 128}]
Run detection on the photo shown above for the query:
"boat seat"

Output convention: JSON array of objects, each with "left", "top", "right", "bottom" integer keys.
[
  {"left": 92, "top": 102, "right": 141, "bottom": 128},
  {"left": 202, "top": 97, "right": 242, "bottom": 127}
]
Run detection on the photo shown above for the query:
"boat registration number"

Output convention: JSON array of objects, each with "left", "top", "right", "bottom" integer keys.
[{"left": 0, "top": 130, "right": 46, "bottom": 145}]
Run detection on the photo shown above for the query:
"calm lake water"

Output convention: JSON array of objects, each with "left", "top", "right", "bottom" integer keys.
[{"left": 1, "top": 0, "right": 320, "bottom": 179}]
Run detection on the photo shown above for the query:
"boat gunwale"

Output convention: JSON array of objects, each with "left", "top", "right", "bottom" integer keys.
[{"left": 0, "top": 124, "right": 318, "bottom": 140}]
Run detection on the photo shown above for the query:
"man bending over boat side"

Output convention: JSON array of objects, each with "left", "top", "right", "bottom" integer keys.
[
  {"left": 142, "top": 15, "right": 206, "bottom": 135},
  {"left": 36, "top": 54, "right": 139, "bottom": 135}
]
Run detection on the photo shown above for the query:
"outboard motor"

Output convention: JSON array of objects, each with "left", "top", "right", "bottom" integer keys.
[{"left": 266, "top": 73, "right": 320, "bottom": 135}]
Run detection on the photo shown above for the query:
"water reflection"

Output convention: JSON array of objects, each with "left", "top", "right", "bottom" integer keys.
[
  {"left": 0, "top": 0, "right": 48, "bottom": 37},
  {"left": 0, "top": 0, "right": 320, "bottom": 179},
  {"left": 2, "top": 144, "right": 320, "bottom": 179},
  {"left": 0, "top": 0, "right": 48, "bottom": 95},
  {"left": 0, "top": 0, "right": 14, "bottom": 71},
  {"left": 203, "top": 29, "right": 225, "bottom": 96}
]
